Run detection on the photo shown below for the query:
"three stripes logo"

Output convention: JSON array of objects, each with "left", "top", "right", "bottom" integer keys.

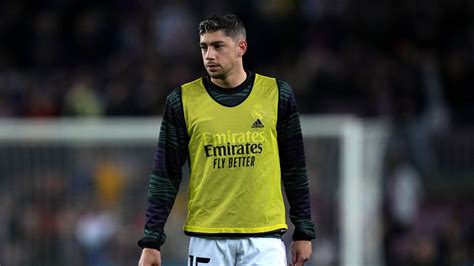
[{"left": 251, "top": 119, "right": 264, "bottom": 128}]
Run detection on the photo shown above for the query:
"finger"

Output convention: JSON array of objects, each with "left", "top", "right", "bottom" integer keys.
[
  {"left": 295, "top": 253, "right": 309, "bottom": 266},
  {"left": 299, "top": 255, "right": 311, "bottom": 266},
  {"left": 292, "top": 248, "right": 298, "bottom": 264},
  {"left": 296, "top": 258, "right": 306, "bottom": 266}
]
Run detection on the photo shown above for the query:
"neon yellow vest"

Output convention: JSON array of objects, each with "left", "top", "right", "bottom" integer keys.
[{"left": 181, "top": 74, "right": 288, "bottom": 234}]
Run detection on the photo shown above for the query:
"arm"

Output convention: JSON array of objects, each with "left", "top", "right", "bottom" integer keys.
[
  {"left": 277, "top": 81, "right": 315, "bottom": 265},
  {"left": 138, "top": 88, "right": 188, "bottom": 258}
]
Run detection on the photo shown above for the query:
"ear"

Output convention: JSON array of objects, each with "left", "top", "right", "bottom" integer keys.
[{"left": 237, "top": 40, "right": 247, "bottom": 57}]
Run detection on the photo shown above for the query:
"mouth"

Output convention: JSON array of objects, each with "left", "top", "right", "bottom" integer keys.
[{"left": 205, "top": 63, "right": 220, "bottom": 70}]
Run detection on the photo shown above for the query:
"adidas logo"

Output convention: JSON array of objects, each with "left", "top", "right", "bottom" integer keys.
[{"left": 251, "top": 119, "right": 264, "bottom": 128}]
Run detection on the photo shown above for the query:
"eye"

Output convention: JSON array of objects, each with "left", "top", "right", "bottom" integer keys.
[{"left": 200, "top": 45, "right": 208, "bottom": 51}]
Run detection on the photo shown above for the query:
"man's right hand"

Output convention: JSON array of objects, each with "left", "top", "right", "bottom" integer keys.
[{"left": 138, "top": 248, "right": 161, "bottom": 266}]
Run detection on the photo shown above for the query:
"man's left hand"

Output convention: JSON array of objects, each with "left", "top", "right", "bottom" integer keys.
[{"left": 290, "top": 240, "right": 312, "bottom": 266}]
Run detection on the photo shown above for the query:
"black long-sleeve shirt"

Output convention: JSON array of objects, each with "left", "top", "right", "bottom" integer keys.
[{"left": 138, "top": 72, "right": 315, "bottom": 250}]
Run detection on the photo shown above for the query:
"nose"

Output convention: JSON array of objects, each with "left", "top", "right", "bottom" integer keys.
[{"left": 205, "top": 47, "right": 215, "bottom": 60}]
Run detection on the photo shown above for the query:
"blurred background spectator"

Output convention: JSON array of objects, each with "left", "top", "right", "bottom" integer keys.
[
  {"left": 0, "top": 0, "right": 473, "bottom": 265},
  {"left": 1, "top": 0, "right": 472, "bottom": 123}
]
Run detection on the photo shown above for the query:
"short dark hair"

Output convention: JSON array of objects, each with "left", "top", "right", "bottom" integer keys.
[{"left": 198, "top": 13, "right": 246, "bottom": 39}]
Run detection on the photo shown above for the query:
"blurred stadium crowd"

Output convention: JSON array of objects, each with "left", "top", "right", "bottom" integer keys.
[
  {"left": 1, "top": 0, "right": 473, "bottom": 123},
  {"left": 0, "top": 0, "right": 473, "bottom": 265}
]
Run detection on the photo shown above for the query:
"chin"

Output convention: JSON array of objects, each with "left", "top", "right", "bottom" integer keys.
[{"left": 208, "top": 72, "right": 225, "bottom": 79}]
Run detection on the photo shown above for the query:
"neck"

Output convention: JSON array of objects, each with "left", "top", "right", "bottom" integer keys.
[{"left": 211, "top": 67, "right": 247, "bottom": 88}]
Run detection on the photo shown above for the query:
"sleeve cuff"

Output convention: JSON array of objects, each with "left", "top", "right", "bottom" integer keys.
[
  {"left": 292, "top": 230, "right": 316, "bottom": 241},
  {"left": 137, "top": 237, "right": 162, "bottom": 251}
]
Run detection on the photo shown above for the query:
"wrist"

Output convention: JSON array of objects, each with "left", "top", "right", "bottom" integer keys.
[{"left": 138, "top": 237, "right": 161, "bottom": 251}]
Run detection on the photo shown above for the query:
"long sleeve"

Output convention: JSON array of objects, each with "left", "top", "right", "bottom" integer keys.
[
  {"left": 138, "top": 88, "right": 188, "bottom": 250},
  {"left": 277, "top": 80, "right": 316, "bottom": 240}
]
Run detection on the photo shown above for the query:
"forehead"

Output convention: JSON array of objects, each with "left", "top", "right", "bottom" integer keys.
[{"left": 199, "top": 30, "right": 234, "bottom": 44}]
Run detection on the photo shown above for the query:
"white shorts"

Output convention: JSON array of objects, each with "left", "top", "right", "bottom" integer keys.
[{"left": 188, "top": 236, "right": 287, "bottom": 266}]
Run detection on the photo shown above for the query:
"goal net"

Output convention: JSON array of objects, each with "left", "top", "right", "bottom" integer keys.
[{"left": 0, "top": 116, "right": 387, "bottom": 266}]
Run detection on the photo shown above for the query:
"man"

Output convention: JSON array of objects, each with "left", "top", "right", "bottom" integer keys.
[{"left": 138, "top": 13, "right": 315, "bottom": 266}]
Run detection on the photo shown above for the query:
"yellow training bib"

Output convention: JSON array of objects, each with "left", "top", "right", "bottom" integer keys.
[{"left": 181, "top": 74, "right": 288, "bottom": 234}]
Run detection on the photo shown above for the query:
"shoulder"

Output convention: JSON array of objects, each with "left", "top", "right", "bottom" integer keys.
[
  {"left": 254, "top": 73, "right": 295, "bottom": 103},
  {"left": 181, "top": 77, "right": 204, "bottom": 90},
  {"left": 167, "top": 75, "right": 206, "bottom": 103},
  {"left": 255, "top": 73, "right": 294, "bottom": 94},
  {"left": 275, "top": 80, "right": 294, "bottom": 106},
  {"left": 276, "top": 79, "right": 294, "bottom": 99},
  {"left": 164, "top": 87, "right": 185, "bottom": 123},
  {"left": 166, "top": 87, "right": 182, "bottom": 105}
]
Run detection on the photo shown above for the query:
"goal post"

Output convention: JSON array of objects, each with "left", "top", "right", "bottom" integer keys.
[{"left": 301, "top": 115, "right": 388, "bottom": 266}]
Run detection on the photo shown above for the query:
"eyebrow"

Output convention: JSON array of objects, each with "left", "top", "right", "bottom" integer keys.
[{"left": 200, "top": 41, "right": 226, "bottom": 46}]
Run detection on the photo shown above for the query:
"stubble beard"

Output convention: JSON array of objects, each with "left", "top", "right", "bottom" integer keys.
[
  {"left": 207, "top": 67, "right": 229, "bottom": 80},
  {"left": 208, "top": 71, "right": 225, "bottom": 80}
]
